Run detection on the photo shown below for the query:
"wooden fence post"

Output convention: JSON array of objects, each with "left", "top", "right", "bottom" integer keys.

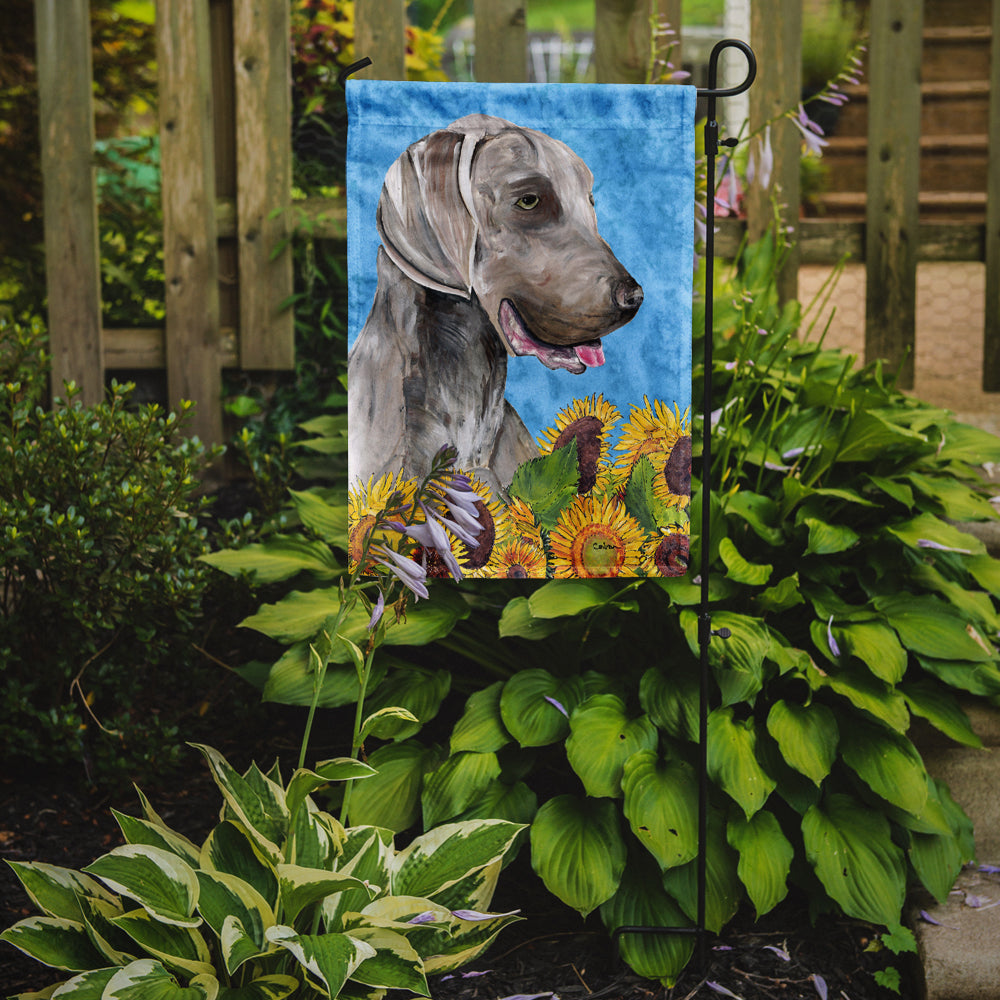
[
  {"left": 865, "top": 0, "right": 923, "bottom": 389},
  {"left": 595, "top": 0, "right": 677, "bottom": 84},
  {"left": 474, "top": 0, "right": 526, "bottom": 82},
  {"left": 157, "top": 0, "right": 223, "bottom": 445},
  {"left": 746, "top": 0, "right": 801, "bottom": 305},
  {"left": 34, "top": 0, "right": 104, "bottom": 405},
  {"left": 233, "top": 0, "right": 294, "bottom": 370},
  {"left": 983, "top": 0, "right": 1000, "bottom": 390},
  {"left": 355, "top": 0, "right": 406, "bottom": 80}
]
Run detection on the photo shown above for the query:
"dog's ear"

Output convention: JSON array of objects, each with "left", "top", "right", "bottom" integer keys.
[{"left": 377, "top": 128, "right": 482, "bottom": 298}]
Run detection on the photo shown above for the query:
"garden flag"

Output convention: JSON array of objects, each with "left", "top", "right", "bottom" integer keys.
[{"left": 347, "top": 81, "right": 695, "bottom": 580}]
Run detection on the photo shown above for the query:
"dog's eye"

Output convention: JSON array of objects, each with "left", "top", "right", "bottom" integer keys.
[
  {"left": 515, "top": 194, "right": 540, "bottom": 210},
  {"left": 589, "top": 193, "right": 595, "bottom": 206}
]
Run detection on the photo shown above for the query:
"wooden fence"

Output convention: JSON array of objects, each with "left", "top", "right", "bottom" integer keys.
[{"left": 33, "top": 0, "right": 1000, "bottom": 445}]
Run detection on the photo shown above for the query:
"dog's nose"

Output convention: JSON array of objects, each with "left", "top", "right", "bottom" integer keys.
[{"left": 613, "top": 278, "right": 643, "bottom": 313}]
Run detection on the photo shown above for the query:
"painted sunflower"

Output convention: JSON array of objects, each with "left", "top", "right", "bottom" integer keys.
[
  {"left": 615, "top": 398, "right": 692, "bottom": 509},
  {"left": 493, "top": 537, "right": 549, "bottom": 579},
  {"left": 537, "top": 394, "right": 621, "bottom": 495},
  {"left": 643, "top": 528, "right": 691, "bottom": 577},
  {"left": 446, "top": 472, "right": 511, "bottom": 577},
  {"left": 549, "top": 495, "right": 645, "bottom": 579},
  {"left": 347, "top": 471, "right": 414, "bottom": 571},
  {"left": 506, "top": 496, "right": 543, "bottom": 548}
]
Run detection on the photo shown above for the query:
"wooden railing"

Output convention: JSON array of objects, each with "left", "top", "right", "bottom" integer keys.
[{"left": 32, "top": 0, "right": 1000, "bottom": 445}]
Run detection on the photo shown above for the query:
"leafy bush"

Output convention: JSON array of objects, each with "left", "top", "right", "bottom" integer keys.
[
  {"left": 0, "top": 317, "right": 219, "bottom": 783},
  {"left": 1, "top": 743, "right": 524, "bottom": 998},
  {"left": 213, "top": 233, "right": 1000, "bottom": 985}
]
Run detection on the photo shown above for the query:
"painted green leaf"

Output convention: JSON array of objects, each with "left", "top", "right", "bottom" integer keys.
[
  {"left": 103, "top": 959, "right": 218, "bottom": 1000},
  {"left": 346, "top": 740, "right": 441, "bottom": 832},
  {"left": 4, "top": 862, "right": 118, "bottom": 923},
  {"left": 346, "top": 926, "right": 429, "bottom": 994},
  {"left": 803, "top": 517, "right": 859, "bottom": 556},
  {"left": 765, "top": 700, "right": 838, "bottom": 786},
  {"left": 718, "top": 536, "right": 772, "bottom": 586},
  {"left": 392, "top": 820, "right": 524, "bottom": 900},
  {"left": 599, "top": 853, "right": 694, "bottom": 986},
  {"left": 111, "top": 909, "right": 214, "bottom": 978},
  {"left": 802, "top": 793, "right": 906, "bottom": 926},
  {"left": 83, "top": 846, "right": 200, "bottom": 928},
  {"left": 639, "top": 665, "right": 699, "bottom": 742},
  {"left": 530, "top": 795, "right": 626, "bottom": 917},
  {"left": 566, "top": 695, "right": 658, "bottom": 798},
  {"left": 875, "top": 594, "right": 995, "bottom": 662},
  {"left": 288, "top": 488, "right": 348, "bottom": 545},
  {"left": 623, "top": 455, "right": 675, "bottom": 531},
  {"left": 499, "top": 670, "right": 585, "bottom": 747},
  {"left": 727, "top": 811, "right": 793, "bottom": 917},
  {"left": 199, "top": 822, "right": 278, "bottom": 910},
  {"left": 0, "top": 916, "right": 107, "bottom": 972},
  {"left": 886, "top": 511, "right": 985, "bottom": 556},
  {"left": 901, "top": 680, "right": 982, "bottom": 748},
  {"left": 200, "top": 535, "right": 339, "bottom": 584},
  {"left": 707, "top": 707, "right": 776, "bottom": 818},
  {"left": 497, "top": 597, "right": 565, "bottom": 640},
  {"left": 508, "top": 438, "right": 580, "bottom": 529},
  {"left": 450, "top": 682, "right": 511, "bottom": 754},
  {"left": 621, "top": 751, "right": 699, "bottom": 870},
  {"left": 421, "top": 751, "right": 502, "bottom": 828},
  {"left": 839, "top": 718, "right": 929, "bottom": 817},
  {"left": 527, "top": 579, "right": 619, "bottom": 618},
  {"left": 265, "top": 926, "right": 374, "bottom": 998},
  {"left": 362, "top": 667, "right": 451, "bottom": 740}
]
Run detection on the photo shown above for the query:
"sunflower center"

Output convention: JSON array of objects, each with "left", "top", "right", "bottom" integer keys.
[
  {"left": 505, "top": 563, "right": 529, "bottom": 579},
  {"left": 572, "top": 523, "right": 626, "bottom": 577},
  {"left": 349, "top": 514, "right": 377, "bottom": 571},
  {"left": 554, "top": 415, "right": 603, "bottom": 494},
  {"left": 663, "top": 435, "right": 692, "bottom": 496},
  {"left": 461, "top": 500, "right": 496, "bottom": 568},
  {"left": 654, "top": 534, "right": 689, "bottom": 576}
]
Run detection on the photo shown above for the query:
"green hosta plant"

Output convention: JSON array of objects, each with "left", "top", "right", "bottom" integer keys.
[{"left": 1, "top": 744, "right": 523, "bottom": 999}]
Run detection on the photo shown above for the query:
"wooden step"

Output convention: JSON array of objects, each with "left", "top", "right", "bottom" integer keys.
[
  {"left": 813, "top": 190, "right": 987, "bottom": 222},
  {"left": 922, "top": 25, "right": 993, "bottom": 83}
]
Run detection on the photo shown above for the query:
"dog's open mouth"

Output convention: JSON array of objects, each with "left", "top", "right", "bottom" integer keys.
[{"left": 498, "top": 299, "right": 605, "bottom": 375}]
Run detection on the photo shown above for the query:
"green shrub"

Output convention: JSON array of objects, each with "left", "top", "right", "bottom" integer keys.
[{"left": 0, "top": 317, "right": 220, "bottom": 783}]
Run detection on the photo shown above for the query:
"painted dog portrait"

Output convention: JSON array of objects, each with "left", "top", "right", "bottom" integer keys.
[{"left": 347, "top": 82, "right": 694, "bottom": 579}]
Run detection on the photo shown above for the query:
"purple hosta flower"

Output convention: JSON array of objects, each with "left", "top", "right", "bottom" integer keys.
[
  {"left": 407, "top": 911, "right": 438, "bottom": 925},
  {"left": 827, "top": 615, "right": 842, "bottom": 658},
  {"left": 715, "top": 157, "right": 742, "bottom": 216},
  {"left": 497, "top": 994, "right": 558, "bottom": 1000},
  {"left": 919, "top": 909, "right": 958, "bottom": 929},
  {"left": 763, "top": 944, "right": 791, "bottom": 961},
  {"left": 812, "top": 974, "right": 828, "bottom": 1000},
  {"left": 979, "top": 864, "right": 1000, "bottom": 874},
  {"left": 747, "top": 125, "right": 774, "bottom": 191},
  {"left": 367, "top": 590, "right": 385, "bottom": 631},
  {"left": 917, "top": 538, "right": 973, "bottom": 555},
  {"left": 451, "top": 908, "right": 521, "bottom": 921},
  {"left": 706, "top": 983, "right": 742, "bottom": 999},
  {"left": 441, "top": 970, "right": 493, "bottom": 982},
  {"left": 371, "top": 543, "right": 429, "bottom": 600},
  {"left": 791, "top": 104, "right": 829, "bottom": 156},
  {"left": 544, "top": 695, "right": 569, "bottom": 718}
]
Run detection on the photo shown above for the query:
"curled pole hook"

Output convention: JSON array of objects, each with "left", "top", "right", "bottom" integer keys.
[
  {"left": 338, "top": 56, "right": 373, "bottom": 91},
  {"left": 697, "top": 38, "right": 756, "bottom": 99}
]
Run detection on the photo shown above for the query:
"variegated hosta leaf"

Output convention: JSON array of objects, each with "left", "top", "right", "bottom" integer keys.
[
  {"left": 839, "top": 717, "right": 929, "bottom": 817},
  {"left": 499, "top": 670, "right": 585, "bottom": 747},
  {"left": 347, "top": 741, "right": 442, "bottom": 833},
  {"left": 77, "top": 894, "right": 136, "bottom": 966},
  {"left": 706, "top": 707, "right": 776, "bottom": 819},
  {"left": 621, "top": 751, "right": 699, "bottom": 871},
  {"left": 285, "top": 761, "right": 376, "bottom": 823},
  {"left": 345, "top": 926, "right": 429, "bottom": 995},
  {"left": 727, "top": 810, "right": 793, "bottom": 918},
  {"left": 765, "top": 700, "right": 838, "bottom": 786},
  {"left": 421, "top": 907, "right": 522, "bottom": 975},
  {"left": 47, "top": 966, "right": 118, "bottom": 997},
  {"left": 190, "top": 745, "right": 287, "bottom": 863},
  {"left": 802, "top": 793, "right": 906, "bottom": 926},
  {"left": 4, "top": 861, "right": 118, "bottom": 922},
  {"left": 361, "top": 667, "right": 452, "bottom": 741},
  {"left": 195, "top": 871, "right": 274, "bottom": 974},
  {"left": 214, "top": 974, "right": 300, "bottom": 1000},
  {"left": 421, "top": 752, "right": 502, "bottom": 829},
  {"left": 110, "top": 908, "right": 214, "bottom": 978},
  {"left": 265, "top": 926, "right": 375, "bottom": 998},
  {"left": 599, "top": 854, "right": 694, "bottom": 987},
  {"left": 0, "top": 916, "right": 107, "bottom": 971},
  {"left": 425, "top": 859, "right": 501, "bottom": 915},
  {"left": 102, "top": 958, "right": 218, "bottom": 999},
  {"left": 450, "top": 681, "right": 511, "bottom": 754},
  {"left": 529, "top": 795, "right": 626, "bottom": 917},
  {"left": 323, "top": 829, "right": 393, "bottom": 931},
  {"left": 83, "top": 845, "right": 200, "bottom": 928},
  {"left": 200, "top": 822, "right": 278, "bottom": 910},
  {"left": 391, "top": 820, "right": 524, "bottom": 901},
  {"left": 288, "top": 802, "right": 344, "bottom": 870},
  {"left": 112, "top": 810, "right": 201, "bottom": 869},
  {"left": 276, "top": 864, "right": 375, "bottom": 925},
  {"left": 565, "top": 695, "right": 658, "bottom": 799}
]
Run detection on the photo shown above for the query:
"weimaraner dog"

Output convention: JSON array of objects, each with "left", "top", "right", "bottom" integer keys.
[{"left": 348, "top": 113, "right": 643, "bottom": 495}]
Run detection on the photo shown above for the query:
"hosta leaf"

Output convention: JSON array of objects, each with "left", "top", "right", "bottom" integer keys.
[
  {"left": 566, "top": 695, "right": 658, "bottom": 798},
  {"left": 289, "top": 488, "right": 348, "bottom": 545},
  {"left": 834, "top": 410, "right": 926, "bottom": 463},
  {"left": 5, "top": 862, "right": 118, "bottom": 923},
  {"left": 811, "top": 662, "right": 910, "bottom": 732},
  {"left": 499, "top": 670, "right": 585, "bottom": 747},
  {"left": 453, "top": 779, "right": 538, "bottom": 827},
  {"left": 265, "top": 926, "right": 375, "bottom": 998},
  {"left": 966, "top": 553, "right": 1000, "bottom": 598},
  {"left": 0, "top": 917, "right": 106, "bottom": 971},
  {"left": 276, "top": 865, "right": 374, "bottom": 925},
  {"left": 526, "top": 579, "right": 619, "bottom": 618},
  {"left": 886, "top": 512, "right": 985, "bottom": 557},
  {"left": 362, "top": 667, "right": 451, "bottom": 740},
  {"left": 47, "top": 967, "right": 117, "bottom": 998},
  {"left": 200, "top": 536, "right": 339, "bottom": 584},
  {"left": 76, "top": 895, "right": 136, "bottom": 966},
  {"left": 103, "top": 959, "right": 218, "bottom": 1000},
  {"left": 450, "top": 682, "right": 511, "bottom": 754},
  {"left": 875, "top": 594, "right": 995, "bottom": 662},
  {"left": 906, "top": 472, "right": 998, "bottom": 522},
  {"left": 901, "top": 680, "right": 982, "bottom": 748},
  {"left": 347, "top": 740, "right": 442, "bottom": 832},
  {"left": 707, "top": 708, "right": 776, "bottom": 818},
  {"left": 216, "top": 975, "right": 299, "bottom": 1000},
  {"left": 498, "top": 597, "right": 565, "bottom": 639},
  {"left": 345, "top": 926, "right": 428, "bottom": 994},
  {"left": 839, "top": 718, "right": 928, "bottom": 817},
  {"left": 83, "top": 846, "right": 200, "bottom": 928},
  {"left": 802, "top": 794, "right": 906, "bottom": 926},
  {"left": 834, "top": 621, "right": 907, "bottom": 683},
  {"left": 909, "top": 830, "right": 965, "bottom": 905},
  {"left": 680, "top": 610, "right": 770, "bottom": 706},
  {"left": 200, "top": 822, "right": 278, "bottom": 910},
  {"left": 621, "top": 751, "right": 699, "bottom": 870},
  {"left": 111, "top": 812, "right": 201, "bottom": 868},
  {"left": 803, "top": 517, "right": 859, "bottom": 556},
  {"left": 111, "top": 909, "right": 214, "bottom": 978},
  {"left": 421, "top": 751, "right": 502, "bottom": 828},
  {"left": 423, "top": 907, "right": 522, "bottom": 974},
  {"left": 727, "top": 811, "right": 793, "bottom": 917},
  {"left": 529, "top": 795, "right": 626, "bottom": 917},
  {"left": 360, "top": 706, "right": 421, "bottom": 742},
  {"left": 285, "top": 759, "right": 376, "bottom": 822},
  {"left": 639, "top": 664, "right": 699, "bottom": 742},
  {"left": 718, "top": 536, "right": 772, "bottom": 585},
  {"left": 725, "top": 490, "right": 784, "bottom": 545},
  {"left": 765, "top": 701, "right": 838, "bottom": 786},
  {"left": 322, "top": 829, "right": 393, "bottom": 931},
  {"left": 599, "top": 853, "right": 694, "bottom": 987},
  {"left": 755, "top": 573, "right": 805, "bottom": 614},
  {"left": 393, "top": 820, "right": 524, "bottom": 900},
  {"left": 195, "top": 871, "right": 273, "bottom": 973},
  {"left": 916, "top": 655, "right": 1000, "bottom": 697}
]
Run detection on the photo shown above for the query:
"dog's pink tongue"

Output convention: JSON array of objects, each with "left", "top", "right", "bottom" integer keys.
[{"left": 574, "top": 342, "right": 605, "bottom": 368}]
